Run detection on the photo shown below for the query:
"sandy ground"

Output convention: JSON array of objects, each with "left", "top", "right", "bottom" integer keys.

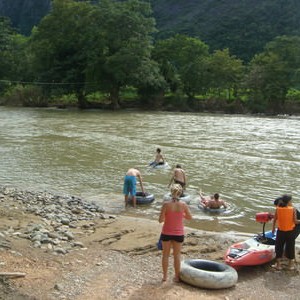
[{"left": 0, "top": 204, "right": 300, "bottom": 300}]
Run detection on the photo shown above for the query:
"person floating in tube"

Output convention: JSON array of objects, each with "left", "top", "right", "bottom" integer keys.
[
  {"left": 199, "top": 192, "right": 227, "bottom": 209},
  {"left": 149, "top": 148, "right": 165, "bottom": 167}
]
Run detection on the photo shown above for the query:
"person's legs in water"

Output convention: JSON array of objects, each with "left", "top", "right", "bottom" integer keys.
[
  {"left": 132, "top": 196, "right": 136, "bottom": 208},
  {"left": 123, "top": 176, "right": 130, "bottom": 207},
  {"left": 124, "top": 194, "right": 129, "bottom": 207},
  {"left": 123, "top": 176, "right": 137, "bottom": 208}
]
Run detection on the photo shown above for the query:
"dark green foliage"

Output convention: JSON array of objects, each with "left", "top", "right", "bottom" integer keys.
[
  {"left": 0, "top": 0, "right": 300, "bottom": 113},
  {"left": 4, "top": 85, "right": 47, "bottom": 107},
  {"left": 151, "top": 0, "right": 300, "bottom": 62},
  {"left": 246, "top": 36, "right": 300, "bottom": 113},
  {"left": 1, "top": 0, "right": 300, "bottom": 61},
  {"left": 26, "top": 0, "right": 164, "bottom": 109},
  {"left": 0, "top": 17, "right": 14, "bottom": 78}
]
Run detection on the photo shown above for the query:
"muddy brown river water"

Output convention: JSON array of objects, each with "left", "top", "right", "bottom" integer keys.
[{"left": 1, "top": 107, "right": 299, "bottom": 235}]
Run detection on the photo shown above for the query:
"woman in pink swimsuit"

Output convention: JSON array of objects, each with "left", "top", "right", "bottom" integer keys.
[{"left": 159, "top": 184, "right": 192, "bottom": 282}]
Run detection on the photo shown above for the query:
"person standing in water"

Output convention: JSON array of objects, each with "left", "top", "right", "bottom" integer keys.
[
  {"left": 168, "top": 164, "right": 187, "bottom": 195},
  {"left": 159, "top": 184, "right": 192, "bottom": 282},
  {"left": 123, "top": 168, "right": 144, "bottom": 208}
]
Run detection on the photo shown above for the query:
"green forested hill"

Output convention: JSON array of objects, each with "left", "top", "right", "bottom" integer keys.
[
  {"left": 150, "top": 0, "right": 300, "bottom": 61},
  {"left": 0, "top": 0, "right": 299, "bottom": 61},
  {"left": 0, "top": 0, "right": 50, "bottom": 35}
]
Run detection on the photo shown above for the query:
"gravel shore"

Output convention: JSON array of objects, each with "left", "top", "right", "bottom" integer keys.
[{"left": 0, "top": 186, "right": 299, "bottom": 300}]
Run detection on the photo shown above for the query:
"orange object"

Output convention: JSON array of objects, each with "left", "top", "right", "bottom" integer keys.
[
  {"left": 277, "top": 207, "right": 295, "bottom": 231},
  {"left": 255, "top": 212, "right": 274, "bottom": 223}
]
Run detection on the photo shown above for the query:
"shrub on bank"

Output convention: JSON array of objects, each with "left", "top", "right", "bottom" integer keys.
[{"left": 3, "top": 85, "right": 48, "bottom": 107}]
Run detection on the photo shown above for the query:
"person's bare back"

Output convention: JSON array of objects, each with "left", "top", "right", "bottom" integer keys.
[
  {"left": 174, "top": 168, "right": 185, "bottom": 182},
  {"left": 208, "top": 198, "right": 226, "bottom": 209},
  {"left": 126, "top": 168, "right": 141, "bottom": 177},
  {"left": 200, "top": 192, "right": 227, "bottom": 209},
  {"left": 169, "top": 164, "right": 186, "bottom": 188}
]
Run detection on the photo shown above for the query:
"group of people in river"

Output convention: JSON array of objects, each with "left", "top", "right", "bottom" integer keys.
[
  {"left": 123, "top": 148, "right": 190, "bottom": 207},
  {"left": 123, "top": 148, "right": 300, "bottom": 281},
  {"left": 122, "top": 148, "right": 228, "bottom": 282}
]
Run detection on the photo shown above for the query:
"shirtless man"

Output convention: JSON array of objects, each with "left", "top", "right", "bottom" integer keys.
[
  {"left": 168, "top": 164, "right": 186, "bottom": 193},
  {"left": 123, "top": 168, "right": 144, "bottom": 208},
  {"left": 149, "top": 148, "right": 165, "bottom": 167},
  {"left": 199, "top": 192, "right": 227, "bottom": 209}
]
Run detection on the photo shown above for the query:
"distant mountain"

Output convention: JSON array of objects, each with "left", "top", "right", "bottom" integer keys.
[
  {"left": 151, "top": 0, "right": 300, "bottom": 61},
  {"left": 0, "top": 0, "right": 299, "bottom": 61},
  {"left": 0, "top": 0, "right": 51, "bottom": 35}
]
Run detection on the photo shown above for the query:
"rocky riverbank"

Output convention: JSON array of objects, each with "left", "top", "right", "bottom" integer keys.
[
  {"left": 0, "top": 186, "right": 106, "bottom": 256},
  {"left": 0, "top": 185, "right": 300, "bottom": 300}
]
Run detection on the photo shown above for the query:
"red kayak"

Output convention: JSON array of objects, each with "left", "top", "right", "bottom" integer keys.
[{"left": 224, "top": 212, "right": 276, "bottom": 269}]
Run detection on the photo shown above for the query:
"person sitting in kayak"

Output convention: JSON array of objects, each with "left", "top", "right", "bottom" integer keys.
[
  {"left": 149, "top": 148, "right": 165, "bottom": 167},
  {"left": 199, "top": 192, "right": 227, "bottom": 209}
]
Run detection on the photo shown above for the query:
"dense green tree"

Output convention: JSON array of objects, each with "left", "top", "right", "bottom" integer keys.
[
  {"left": 29, "top": 0, "right": 95, "bottom": 107},
  {"left": 246, "top": 35, "right": 300, "bottom": 113},
  {"left": 207, "top": 49, "right": 244, "bottom": 99},
  {"left": 10, "top": 34, "right": 30, "bottom": 81},
  {"left": 88, "top": 0, "right": 164, "bottom": 109},
  {"left": 153, "top": 34, "right": 209, "bottom": 98},
  {"left": 0, "top": 17, "right": 30, "bottom": 96},
  {"left": 29, "top": 0, "right": 163, "bottom": 109},
  {"left": 0, "top": 17, "right": 15, "bottom": 83}
]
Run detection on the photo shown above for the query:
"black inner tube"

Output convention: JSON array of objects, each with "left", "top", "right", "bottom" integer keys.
[{"left": 189, "top": 260, "right": 226, "bottom": 272}]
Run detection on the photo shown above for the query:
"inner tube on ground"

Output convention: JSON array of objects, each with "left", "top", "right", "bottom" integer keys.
[
  {"left": 128, "top": 192, "right": 155, "bottom": 205},
  {"left": 180, "top": 259, "right": 238, "bottom": 289},
  {"left": 163, "top": 193, "right": 191, "bottom": 204},
  {"left": 198, "top": 202, "right": 226, "bottom": 213}
]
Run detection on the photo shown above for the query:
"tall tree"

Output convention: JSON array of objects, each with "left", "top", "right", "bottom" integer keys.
[
  {"left": 153, "top": 34, "right": 209, "bottom": 98},
  {"left": 0, "top": 17, "right": 15, "bottom": 82},
  {"left": 29, "top": 0, "right": 163, "bottom": 109},
  {"left": 29, "top": 0, "right": 94, "bottom": 107},
  {"left": 88, "top": 0, "right": 163, "bottom": 109},
  {"left": 207, "top": 48, "right": 244, "bottom": 99},
  {"left": 246, "top": 35, "right": 300, "bottom": 113}
]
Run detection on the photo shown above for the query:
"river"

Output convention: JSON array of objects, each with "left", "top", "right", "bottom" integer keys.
[{"left": 1, "top": 107, "right": 300, "bottom": 235}]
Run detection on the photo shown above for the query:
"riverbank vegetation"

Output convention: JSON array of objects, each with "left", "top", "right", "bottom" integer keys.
[{"left": 0, "top": 0, "right": 300, "bottom": 114}]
